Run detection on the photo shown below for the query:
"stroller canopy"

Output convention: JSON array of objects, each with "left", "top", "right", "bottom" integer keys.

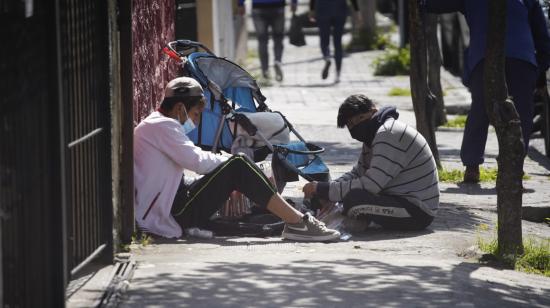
[{"left": 188, "top": 53, "right": 266, "bottom": 111}]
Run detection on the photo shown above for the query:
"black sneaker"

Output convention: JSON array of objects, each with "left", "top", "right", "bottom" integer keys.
[
  {"left": 282, "top": 214, "right": 340, "bottom": 242},
  {"left": 274, "top": 61, "right": 283, "bottom": 81},
  {"left": 321, "top": 59, "right": 331, "bottom": 80}
]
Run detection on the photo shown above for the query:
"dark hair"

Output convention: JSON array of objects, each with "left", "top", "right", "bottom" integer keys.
[
  {"left": 160, "top": 95, "right": 204, "bottom": 112},
  {"left": 337, "top": 94, "right": 377, "bottom": 128}
]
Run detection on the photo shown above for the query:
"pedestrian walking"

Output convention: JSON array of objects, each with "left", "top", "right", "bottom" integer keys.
[
  {"left": 421, "top": 0, "right": 550, "bottom": 182},
  {"left": 309, "top": 0, "right": 359, "bottom": 83},
  {"left": 238, "top": 0, "right": 297, "bottom": 81},
  {"left": 303, "top": 95, "right": 439, "bottom": 230},
  {"left": 134, "top": 77, "right": 340, "bottom": 241}
]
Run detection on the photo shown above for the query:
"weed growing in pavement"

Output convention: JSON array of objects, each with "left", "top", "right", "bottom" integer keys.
[
  {"left": 347, "top": 25, "right": 396, "bottom": 52},
  {"left": 388, "top": 87, "right": 411, "bottom": 96},
  {"left": 119, "top": 244, "right": 131, "bottom": 253},
  {"left": 132, "top": 233, "right": 153, "bottom": 247},
  {"left": 442, "top": 115, "right": 467, "bottom": 128},
  {"left": 477, "top": 231, "right": 550, "bottom": 277},
  {"left": 438, "top": 167, "right": 530, "bottom": 183},
  {"left": 372, "top": 46, "right": 410, "bottom": 76}
]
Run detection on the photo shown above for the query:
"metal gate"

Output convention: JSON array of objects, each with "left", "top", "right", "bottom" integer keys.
[
  {"left": 1, "top": 0, "right": 112, "bottom": 306},
  {"left": 59, "top": 0, "right": 113, "bottom": 276}
]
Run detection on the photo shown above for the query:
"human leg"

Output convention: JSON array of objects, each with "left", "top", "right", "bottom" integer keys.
[
  {"left": 331, "top": 14, "right": 346, "bottom": 80},
  {"left": 317, "top": 17, "right": 332, "bottom": 79},
  {"left": 505, "top": 58, "right": 537, "bottom": 153},
  {"left": 252, "top": 8, "right": 270, "bottom": 77},
  {"left": 269, "top": 8, "right": 285, "bottom": 82},
  {"left": 172, "top": 155, "right": 340, "bottom": 241},
  {"left": 460, "top": 62, "right": 490, "bottom": 168},
  {"left": 172, "top": 154, "right": 279, "bottom": 227},
  {"left": 342, "top": 189, "right": 434, "bottom": 231}
]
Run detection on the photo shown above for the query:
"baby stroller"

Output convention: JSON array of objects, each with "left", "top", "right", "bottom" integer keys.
[{"left": 163, "top": 40, "right": 330, "bottom": 192}]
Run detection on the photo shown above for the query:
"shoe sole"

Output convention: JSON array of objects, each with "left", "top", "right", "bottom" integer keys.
[{"left": 281, "top": 231, "right": 340, "bottom": 242}]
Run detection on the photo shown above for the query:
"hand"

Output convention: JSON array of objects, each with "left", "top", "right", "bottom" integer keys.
[
  {"left": 238, "top": 6, "right": 245, "bottom": 16},
  {"left": 302, "top": 181, "right": 318, "bottom": 199}
]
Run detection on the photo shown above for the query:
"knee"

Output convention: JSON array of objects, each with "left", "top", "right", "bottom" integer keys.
[
  {"left": 342, "top": 189, "right": 370, "bottom": 213},
  {"left": 226, "top": 153, "right": 253, "bottom": 168}
]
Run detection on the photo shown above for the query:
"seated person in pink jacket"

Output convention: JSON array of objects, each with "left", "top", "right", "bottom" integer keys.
[{"left": 134, "top": 77, "right": 340, "bottom": 241}]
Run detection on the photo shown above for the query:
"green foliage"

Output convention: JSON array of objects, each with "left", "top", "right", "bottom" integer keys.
[
  {"left": 372, "top": 46, "right": 410, "bottom": 76},
  {"left": 437, "top": 168, "right": 464, "bottom": 183},
  {"left": 388, "top": 87, "right": 411, "bottom": 96},
  {"left": 372, "top": 31, "right": 395, "bottom": 51},
  {"left": 347, "top": 26, "right": 396, "bottom": 52},
  {"left": 132, "top": 233, "right": 153, "bottom": 247},
  {"left": 478, "top": 233, "right": 550, "bottom": 277},
  {"left": 442, "top": 115, "right": 467, "bottom": 128},
  {"left": 438, "top": 167, "right": 529, "bottom": 183}
]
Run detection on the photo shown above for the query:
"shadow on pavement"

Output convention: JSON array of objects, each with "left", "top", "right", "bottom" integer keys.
[
  {"left": 438, "top": 148, "right": 498, "bottom": 161},
  {"left": 122, "top": 258, "right": 550, "bottom": 307},
  {"left": 278, "top": 82, "right": 339, "bottom": 88},
  {"left": 313, "top": 142, "right": 362, "bottom": 165},
  {"left": 527, "top": 145, "right": 550, "bottom": 172},
  {"left": 442, "top": 184, "right": 535, "bottom": 195}
]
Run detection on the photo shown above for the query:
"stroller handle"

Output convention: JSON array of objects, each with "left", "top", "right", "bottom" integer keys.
[
  {"left": 164, "top": 40, "right": 214, "bottom": 58},
  {"left": 273, "top": 143, "right": 325, "bottom": 155}
]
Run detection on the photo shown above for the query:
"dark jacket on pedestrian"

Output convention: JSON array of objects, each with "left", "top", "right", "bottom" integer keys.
[
  {"left": 310, "top": 0, "right": 359, "bottom": 17},
  {"left": 422, "top": 0, "right": 550, "bottom": 86},
  {"left": 239, "top": 0, "right": 297, "bottom": 9}
]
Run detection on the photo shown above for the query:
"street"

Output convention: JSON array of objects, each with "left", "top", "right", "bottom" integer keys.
[{"left": 116, "top": 21, "right": 550, "bottom": 308}]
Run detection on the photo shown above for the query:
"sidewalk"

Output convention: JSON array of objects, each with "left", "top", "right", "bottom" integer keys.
[{"left": 115, "top": 18, "right": 550, "bottom": 308}]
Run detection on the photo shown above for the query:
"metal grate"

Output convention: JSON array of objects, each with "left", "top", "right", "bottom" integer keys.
[
  {"left": 1, "top": 1, "right": 112, "bottom": 306},
  {"left": 58, "top": 0, "right": 112, "bottom": 273}
]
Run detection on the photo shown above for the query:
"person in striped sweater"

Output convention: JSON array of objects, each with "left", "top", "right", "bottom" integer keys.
[{"left": 303, "top": 94, "right": 439, "bottom": 230}]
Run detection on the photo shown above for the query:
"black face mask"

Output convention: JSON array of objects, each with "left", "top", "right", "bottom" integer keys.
[{"left": 349, "top": 118, "right": 380, "bottom": 146}]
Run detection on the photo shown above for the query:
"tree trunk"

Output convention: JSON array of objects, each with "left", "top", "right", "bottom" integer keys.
[
  {"left": 426, "top": 14, "right": 447, "bottom": 127},
  {"left": 348, "top": 0, "right": 377, "bottom": 51},
  {"left": 408, "top": 0, "right": 441, "bottom": 167},
  {"left": 484, "top": 0, "right": 524, "bottom": 256}
]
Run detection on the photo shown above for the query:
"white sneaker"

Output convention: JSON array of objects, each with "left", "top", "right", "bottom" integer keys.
[{"left": 282, "top": 214, "right": 341, "bottom": 242}]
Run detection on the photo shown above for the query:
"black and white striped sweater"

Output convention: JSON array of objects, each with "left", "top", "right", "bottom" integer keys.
[{"left": 321, "top": 118, "right": 439, "bottom": 216}]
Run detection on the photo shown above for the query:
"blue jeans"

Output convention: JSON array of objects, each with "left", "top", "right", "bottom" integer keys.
[
  {"left": 461, "top": 58, "right": 537, "bottom": 166},
  {"left": 315, "top": 0, "right": 349, "bottom": 72},
  {"left": 252, "top": 7, "right": 285, "bottom": 73}
]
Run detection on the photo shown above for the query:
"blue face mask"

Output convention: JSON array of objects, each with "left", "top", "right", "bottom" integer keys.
[{"left": 182, "top": 107, "right": 196, "bottom": 134}]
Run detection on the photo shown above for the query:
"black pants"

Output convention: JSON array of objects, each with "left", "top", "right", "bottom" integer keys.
[
  {"left": 342, "top": 189, "right": 434, "bottom": 231},
  {"left": 171, "top": 154, "right": 277, "bottom": 229},
  {"left": 461, "top": 58, "right": 537, "bottom": 166}
]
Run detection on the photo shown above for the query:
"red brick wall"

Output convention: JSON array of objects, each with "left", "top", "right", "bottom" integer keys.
[{"left": 132, "top": 0, "right": 178, "bottom": 125}]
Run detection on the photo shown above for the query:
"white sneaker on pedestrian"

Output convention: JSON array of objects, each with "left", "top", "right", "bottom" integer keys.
[{"left": 282, "top": 213, "right": 341, "bottom": 242}]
